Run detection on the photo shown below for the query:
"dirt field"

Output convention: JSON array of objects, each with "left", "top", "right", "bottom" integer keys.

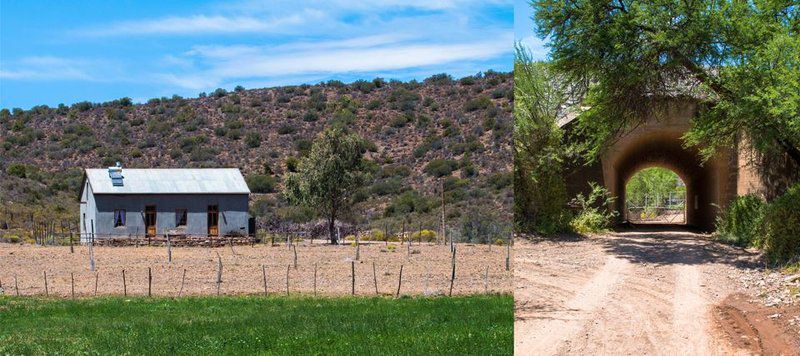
[
  {"left": 515, "top": 229, "right": 800, "bottom": 355},
  {"left": 0, "top": 242, "right": 511, "bottom": 298}
]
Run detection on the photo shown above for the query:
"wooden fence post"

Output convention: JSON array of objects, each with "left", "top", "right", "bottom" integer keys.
[
  {"left": 351, "top": 261, "right": 355, "bottom": 296},
  {"left": 94, "top": 272, "right": 99, "bottom": 297},
  {"left": 89, "top": 220, "right": 96, "bottom": 272},
  {"left": 285, "top": 265, "right": 290, "bottom": 296},
  {"left": 395, "top": 264, "right": 403, "bottom": 298},
  {"left": 262, "top": 265, "right": 268, "bottom": 296},
  {"left": 313, "top": 263, "right": 317, "bottom": 296},
  {"left": 293, "top": 245, "right": 298, "bottom": 269},
  {"left": 43, "top": 271, "right": 48, "bottom": 296},
  {"left": 14, "top": 274, "right": 19, "bottom": 296},
  {"left": 484, "top": 266, "right": 489, "bottom": 294},
  {"left": 505, "top": 242, "right": 510, "bottom": 272},
  {"left": 69, "top": 233, "right": 74, "bottom": 254},
  {"left": 167, "top": 234, "right": 172, "bottom": 263},
  {"left": 216, "top": 253, "right": 223, "bottom": 296},
  {"left": 71, "top": 272, "right": 75, "bottom": 299},
  {"left": 179, "top": 269, "right": 186, "bottom": 297},
  {"left": 449, "top": 247, "right": 456, "bottom": 297},
  {"left": 372, "top": 262, "right": 379, "bottom": 295},
  {"left": 122, "top": 269, "right": 127, "bottom": 297}
]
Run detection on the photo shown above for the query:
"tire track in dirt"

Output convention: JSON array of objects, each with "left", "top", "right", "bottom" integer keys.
[
  {"left": 516, "top": 253, "right": 630, "bottom": 354},
  {"left": 514, "top": 230, "right": 763, "bottom": 355},
  {"left": 672, "top": 264, "right": 711, "bottom": 353}
]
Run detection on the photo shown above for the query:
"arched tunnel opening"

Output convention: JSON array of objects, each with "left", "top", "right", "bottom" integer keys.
[
  {"left": 624, "top": 167, "right": 686, "bottom": 225},
  {"left": 603, "top": 130, "right": 729, "bottom": 231}
]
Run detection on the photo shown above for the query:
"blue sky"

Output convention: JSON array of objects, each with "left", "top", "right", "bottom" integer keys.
[
  {"left": 514, "top": 0, "right": 547, "bottom": 59},
  {"left": 0, "top": 0, "right": 515, "bottom": 109}
]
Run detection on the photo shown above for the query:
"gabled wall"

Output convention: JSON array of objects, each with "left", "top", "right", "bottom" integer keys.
[{"left": 79, "top": 180, "right": 97, "bottom": 243}]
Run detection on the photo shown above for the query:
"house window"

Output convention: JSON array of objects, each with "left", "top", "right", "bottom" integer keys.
[
  {"left": 176, "top": 209, "right": 187, "bottom": 227},
  {"left": 113, "top": 209, "right": 126, "bottom": 227}
]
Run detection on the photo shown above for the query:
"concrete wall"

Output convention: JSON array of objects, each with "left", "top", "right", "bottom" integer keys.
[
  {"left": 562, "top": 99, "right": 740, "bottom": 231},
  {"left": 83, "top": 193, "right": 249, "bottom": 239}
]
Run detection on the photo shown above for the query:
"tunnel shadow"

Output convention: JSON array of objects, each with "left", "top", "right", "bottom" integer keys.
[{"left": 597, "top": 224, "right": 763, "bottom": 269}]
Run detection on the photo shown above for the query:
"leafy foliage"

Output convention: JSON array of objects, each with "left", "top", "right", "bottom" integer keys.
[
  {"left": 283, "top": 128, "right": 370, "bottom": 244},
  {"left": 762, "top": 184, "right": 800, "bottom": 264},
  {"left": 533, "top": 0, "right": 800, "bottom": 166},
  {"left": 513, "top": 47, "right": 570, "bottom": 234},
  {"left": 459, "top": 205, "right": 510, "bottom": 244},
  {"left": 715, "top": 194, "right": 766, "bottom": 247},
  {"left": 625, "top": 168, "right": 685, "bottom": 209},
  {"left": 424, "top": 159, "right": 459, "bottom": 177},
  {"left": 569, "top": 183, "right": 618, "bottom": 235}
]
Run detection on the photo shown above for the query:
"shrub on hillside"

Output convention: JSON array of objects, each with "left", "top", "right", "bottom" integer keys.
[
  {"left": 459, "top": 76, "right": 476, "bottom": 85},
  {"left": 245, "top": 132, "right": 261, "bottom": 148},
  {"left": 425, "top": 73, "right": 454, "bottom": 85},
  {"left": 762, "top": 184, "right": 800, "bottom": 264},
  {"left": 370, "top": 177, "right": 403, "bottom": 196},
  {"left": 715, "top": 194, "right": 766, "bottom": 247},
  {"left": 384, "top": 190, "right": 433, "bottom": 216},
  {"left": 464, "top": 96, "right": 492, "bottom": 112},
  {"left": 6, "top": 163, "right": 28, "bottom": 178},
  {"left": 303, "top": 110, "right": 319, "bottom": 122},
  {"left": 278, "top": 124, "right": 297, "bottom": 135},
  {"left": 246, "top": 174, "right": 277, "bottom": 194},
  {"left": 411, "top": 229, "right": 437, "bottom": 242},
  {"left": 424, "top": 159, "right": 458, "bottom": 177}
]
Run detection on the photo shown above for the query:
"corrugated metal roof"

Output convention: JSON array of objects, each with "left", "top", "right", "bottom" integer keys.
[{"left": 85, "top": 168, "right": 250, "bottom": 194}]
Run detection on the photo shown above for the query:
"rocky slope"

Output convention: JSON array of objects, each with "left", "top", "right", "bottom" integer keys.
[{"left": 0, "top": 72, "right": 512, "bottom": 239}]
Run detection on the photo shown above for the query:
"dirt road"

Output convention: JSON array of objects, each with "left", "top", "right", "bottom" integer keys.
[{"left": 515, "top": 229, "right": 800, "bottom": 355}]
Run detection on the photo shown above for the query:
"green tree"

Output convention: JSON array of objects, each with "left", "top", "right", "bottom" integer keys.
[
  {"left": 625, "top": 167, "right": 685, "bottom": 208},
  {"left": 283, "top": 128, "right": 370, "bottom": 244},
  {"left": 533, "top": 0, "right": 800, "bottom": 167},
  {"left": 514, "top": 45, "right": 570, "bottom": 234}
]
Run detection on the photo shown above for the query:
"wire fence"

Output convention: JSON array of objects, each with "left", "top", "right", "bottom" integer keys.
[{"left": 0, "top": 242, "right": 512, "bottom": 299}]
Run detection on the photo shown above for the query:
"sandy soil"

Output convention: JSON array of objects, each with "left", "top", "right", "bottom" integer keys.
[
  {"left": 515, "top": 229, "right": 800, "bottom": 355},
  {"left": 0, "top": 242, "right": 511, "bottom": 298}
]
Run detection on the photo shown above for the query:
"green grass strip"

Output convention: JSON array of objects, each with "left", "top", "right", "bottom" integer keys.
[{"left": 0, "top": 294, "right": 512, "bottom": 355}]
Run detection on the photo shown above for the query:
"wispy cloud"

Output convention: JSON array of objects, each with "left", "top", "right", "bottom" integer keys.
[
  {"left": 1, "top": 0, "right": 512, "bottom": 108},
  {"left": 73, "top": 11, "right": 321, "bottom": 37},
  {"left": 71, "top": 0, "right": 511, "bottom": 38},
  {"left": 0, "top": 56, "right": 97, "bottom": 81},
  {"left": 160, "top": 32, "right": 512, "bottom": 89}
]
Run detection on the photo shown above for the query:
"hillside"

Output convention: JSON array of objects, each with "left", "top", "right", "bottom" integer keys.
[{"left": 0, "top": 71, "right": 513, "bottom": 241}]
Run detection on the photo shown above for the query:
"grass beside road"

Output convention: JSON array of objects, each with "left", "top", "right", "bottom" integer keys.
[{"left": 0, "top": 294, "right": 512, "bottom": 355}]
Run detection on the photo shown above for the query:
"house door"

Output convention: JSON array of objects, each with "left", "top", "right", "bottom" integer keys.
[
  {"left": 207, "top": 205, "right": 219, "bottom": 236},
  {"left": 145, "top": 205, "right": 157, "bottom": 237}
]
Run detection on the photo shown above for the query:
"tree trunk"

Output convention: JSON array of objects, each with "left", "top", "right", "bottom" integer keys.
[{"left": 328, "top": 215, "right": 338, "bottom": 245}]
